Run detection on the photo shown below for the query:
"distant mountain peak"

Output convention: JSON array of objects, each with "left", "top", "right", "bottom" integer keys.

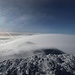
[
  {"left": 33, "top": 48, "right": 65, "bottom": 55},
  {"left": 25, "top": 41, "right": 36, "bottom": 45}
]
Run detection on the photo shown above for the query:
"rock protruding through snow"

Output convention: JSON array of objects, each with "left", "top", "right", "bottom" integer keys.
[{"left": 0, "top": 54, "right": 75, "bottom": 75}]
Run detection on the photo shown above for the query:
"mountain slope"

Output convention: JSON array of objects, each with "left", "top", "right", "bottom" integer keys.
[{"left": 0, "top": 54, "right": 75, "bottom": 75}]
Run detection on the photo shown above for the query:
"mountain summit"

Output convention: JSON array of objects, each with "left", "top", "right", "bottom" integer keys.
[{"left": 0, "top": 53, "right": 75, "bottom": 75}]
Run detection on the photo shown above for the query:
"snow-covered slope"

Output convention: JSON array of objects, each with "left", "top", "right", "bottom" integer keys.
[
  {"left": 0, "top": 54, "right": 75, "bottom": 75},
  {"left": 0, "top": 34, "right": 75, "bottom": 61}
]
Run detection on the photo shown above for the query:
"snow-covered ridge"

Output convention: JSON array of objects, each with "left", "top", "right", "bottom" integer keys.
[{"left": 0, "top": 54, "right": 75, "bottom": 75}]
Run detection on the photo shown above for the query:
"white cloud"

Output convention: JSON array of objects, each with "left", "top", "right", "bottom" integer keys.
[
  {"left": 0, "top": 33, "right": 75, "bottom": 54},
  {"left": 0, "top": 33, "right": 75, "bottom": 61}
]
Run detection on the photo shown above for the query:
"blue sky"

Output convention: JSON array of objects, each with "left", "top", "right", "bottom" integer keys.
[{"left": 0, "top": 0, "right": 75, "bottom": 34}]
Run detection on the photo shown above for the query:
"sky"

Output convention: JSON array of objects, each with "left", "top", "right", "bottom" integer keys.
[{"left": 0, "top": 0, "right": 75, "bottom": 34}]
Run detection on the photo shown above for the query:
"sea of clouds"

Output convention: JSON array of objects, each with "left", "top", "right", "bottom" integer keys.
[{"left": 0, "top": 34, "right": 75, "bottom": 61}]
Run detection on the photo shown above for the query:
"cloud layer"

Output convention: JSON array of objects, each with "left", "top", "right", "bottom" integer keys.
[{"left": 0, "top": 34, "right": 75, "bottom": 55}]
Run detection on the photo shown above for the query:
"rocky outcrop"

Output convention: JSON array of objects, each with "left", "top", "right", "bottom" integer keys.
[{"left": 0, "top": 54, "right": 75, "bottom": 75}]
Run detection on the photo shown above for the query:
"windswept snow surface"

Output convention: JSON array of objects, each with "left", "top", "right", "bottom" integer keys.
[{"left": 0, "top": 34, "right": 75, "bottom": 61}]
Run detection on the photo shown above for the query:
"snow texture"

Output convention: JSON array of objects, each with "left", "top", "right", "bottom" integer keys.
[{"left": 0, "top": 53, "right": 75, "bottom": 75}]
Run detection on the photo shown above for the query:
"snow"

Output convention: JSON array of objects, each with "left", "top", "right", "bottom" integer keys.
[{"left": 0, "top": 54, "right": 75, "bottom": 75}]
